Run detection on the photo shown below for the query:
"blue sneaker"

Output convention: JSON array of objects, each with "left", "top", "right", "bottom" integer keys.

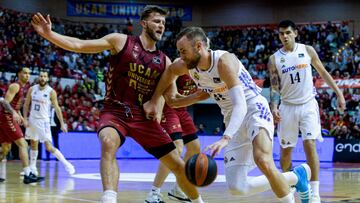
[{"left": 293, "top": 164, "right": 311, "bottom": 203}]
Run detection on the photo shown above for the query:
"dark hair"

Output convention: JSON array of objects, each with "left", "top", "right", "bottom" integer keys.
[
  {"left": 140, "top": 5, "right": 168, "bottom": 20},
  {"left": 16, "top": 67, "right": 27, "bottom": 76},
  {"left": 278, "top": 20, "right": 297, "bottom": 31},
  {"left": 175, "top": 27, "right": 208, "bottom": 45},
  {"left": 39, "top": 70, "right": 49, "bottom": 76}
]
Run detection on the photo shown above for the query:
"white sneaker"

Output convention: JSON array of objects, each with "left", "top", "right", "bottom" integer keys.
[
  {"left": 20, "top": 167, "right": 38, "bottom": 176},
  {"left": 144, "top": 191, "right": 165, "bottom": 203},
  {"left": 65, "top": 163, "right": 75, "bottom": 175},
  {"left": 168, "top": 186, "right": 191, "bottom": 203},
  {"left": 311, "top": 195, "right": 321, "bottom": 203},
  {"left": 19, "top": 171, "right": 25, "bottom": 176}
]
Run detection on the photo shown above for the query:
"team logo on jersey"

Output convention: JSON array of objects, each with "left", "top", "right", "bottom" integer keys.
[
  {"left": 134, "top": 45, "right": 140, "bottom": 52},
  {"left": 152, "top": 56, "right": 161, "bottom": 64},
  {"left": 280, "top": 57, "right": 285, "bottom": 63},
  {"left": 43, "top": 94, "right": 48, "bottom": 97},
  {"left": 132, "top": 51, "right": 139, "bottom": 59},
  {"left": 298, "top": 53, "right": 305, "bottom": 58},
  {"left": 213, "top": 77, "right": 221, "bottom": 83},
  {"left": 193, "top": 72, "right": 200, "bottom": 80}
]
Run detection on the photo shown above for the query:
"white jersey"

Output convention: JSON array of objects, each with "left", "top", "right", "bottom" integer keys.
[
  {"left": 274, "top": 43, "right": 316, "bottom": 104},
  {"left": 188, "top": 50, "right": 262, "bottom": 119},
  {"left": 29, "top": 84, "right": 53, "bottom": 121}
]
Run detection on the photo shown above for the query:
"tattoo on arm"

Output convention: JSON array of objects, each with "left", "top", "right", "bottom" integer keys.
[
  {"left": 0, "top": 100, "right": 15, "bottom": 113},
  {"left": 268, "top": 57, "right": 281, "bottom": 108}
]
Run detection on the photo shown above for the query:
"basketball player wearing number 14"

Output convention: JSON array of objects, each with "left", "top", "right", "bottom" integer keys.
[{"left": 268, "top": 20, "right": 346, "bottom": 203}]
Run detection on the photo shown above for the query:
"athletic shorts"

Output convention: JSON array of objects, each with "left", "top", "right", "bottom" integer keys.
[
  {"left": 97, "top": 107, "right": 175, "bottom": 159},
  {"left": 25, "top": 117, "right": 52, "bottom": 143},
  {"left": 224, "top": 95, "right": 274, "bottom": 168},
  {"left": 175, "top": 108, "right": 198, "bottom": 144},
  {"left": 277, "top": 98, "right": 322, "bottom": 148},
  {"left": 0, "top": 112, "right": 24, "bottom": 143},
  {"left": 161, "top": 105, "right": 182, "bottom": 135}
]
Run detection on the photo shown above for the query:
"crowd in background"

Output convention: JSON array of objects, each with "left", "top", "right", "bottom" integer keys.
[{"left": 0, "top": 7, "right": 359, "bottom": 139}]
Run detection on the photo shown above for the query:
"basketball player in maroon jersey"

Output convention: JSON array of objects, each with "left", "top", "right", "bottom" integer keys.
[
  {"left": 32, "top": 5, "right": 203, "bottom": 203},
  {"left": 0, "top": 67, "right": 45, "bottom": 184},
  {"left": 146, "top": 75, "right": 201, "bottom": 203}
]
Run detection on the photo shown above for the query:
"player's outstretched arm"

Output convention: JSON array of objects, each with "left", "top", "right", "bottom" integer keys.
[
  {"left": 31, "top": 12, "right": 126, "bottom": 54},
  {"left": 268, "top": 55, "right": 282, "bottom": 123},
  {"left": 206, "top": 53, "right": 247, "bottom": 157},
  {"left": 306, "top": 45, "right": 346, "bottom": 112},
  {"left": 143, "top": 58, "right": 188, "bottom": 119},
  {"left": 165, "top": 89, "right": 210, "bottom": 108}
]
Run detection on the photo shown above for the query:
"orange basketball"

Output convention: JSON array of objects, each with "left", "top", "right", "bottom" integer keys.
[{"left": 185, "top": 153, "right": 217, "bottom": 187}]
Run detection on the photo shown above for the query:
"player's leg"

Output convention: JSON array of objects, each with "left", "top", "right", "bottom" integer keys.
[
  {"left": 29, "top": 140, "right": 39, "bottom": 175},
  {"left": 252, "top": 128, "right": 294, "bottom": 201},
  {"left": 280, "top": 147, "right": 293, "bottom": 171},
  {"left": 44, "top": 141, "right": 75, "bottom": 175},
  {"left": 278, "top": 102, "right": 299, "bottom": 173},
  {"left": 166, "top": 136, "right": 199, "bottom": 203},
  {"left": 160, "top": 149, "right": 203, "bottom": 203},
  {"left": 13, "top": 137, "right": 44, "bottom": 183},
  {"left": 146, "top": 137, "right": 183, "bottom": 203},
  {"left": 300, "top": 99, "right": 322, "bottom": 203},
  {"left": 98, "top": 127, "right": 123, "bottom": 203},
  {"left": 0, "top": 143, "right": 11, "bottom": 161}
]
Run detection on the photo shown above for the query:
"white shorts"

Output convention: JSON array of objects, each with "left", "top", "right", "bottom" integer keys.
[
  {"left": 25, "top": 118, "right": 52, "bottom": 143},
  {"left": 224, "top": 95, "right": 274, "bottom": 169},
  {"left": 277, "top": 98, "right": 322, "bottom": 148}
]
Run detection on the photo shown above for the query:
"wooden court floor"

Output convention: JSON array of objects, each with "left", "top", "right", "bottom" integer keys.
[{"left": 0, "top": 159, "right": 359, "bottom": 203}]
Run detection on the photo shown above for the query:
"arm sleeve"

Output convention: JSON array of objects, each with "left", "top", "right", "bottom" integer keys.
[{"left": 223, "top": 85, "right": 247, "bottom": 139}]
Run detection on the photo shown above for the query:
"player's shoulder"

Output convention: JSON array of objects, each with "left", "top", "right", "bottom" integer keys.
[{"left": 8, "top": 82, "right": 20, "bottom": 92}]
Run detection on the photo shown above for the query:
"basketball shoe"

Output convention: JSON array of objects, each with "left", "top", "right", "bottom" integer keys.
[
  {"left": 20, "top": 167, "right": 38, "bottom": 176},
  {"left": 144, "top": 190, "right": 165, "bottom": 203},
  {"left": 168, "top": 184, "right": 191, "bottom": 202},
  {"left": 65, "top": 162, "right": 75, "bottom": 175},
  {"left": 23, "top": 172, "right": 45, "bottom": 184},
  {"left": 310, "top": 195, "right": 321, "bottom": 203},
  {"left": 293, "top": 164, "right": 312, "bottom": 203}
]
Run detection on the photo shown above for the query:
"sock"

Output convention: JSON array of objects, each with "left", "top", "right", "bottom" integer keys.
[
  {"left": 24, "top": 167, "right": 31, "bottom": 176},
  {"left": 151, "top": 186, "right": 161, "bottom": 193},
  {"left": 52, "top": 149, "right": 68, "bottom": 165},
  {"left": 30, "top": 150, "right": 38, "bottom": 168},
  {"left": 101, "top": 190, "right": 117, "bottom": 203},
  {"left": 283, "top": 171, "right": 298, "bottom": 186},
  {"left": 279, "top": 192, "right": 295, "bottom": 203},
  {"left": 191, "top": 195, "right": 204, "bottom": 203},
  {"left": 310, "top": 181, "right": 320, "bottom": 197}
]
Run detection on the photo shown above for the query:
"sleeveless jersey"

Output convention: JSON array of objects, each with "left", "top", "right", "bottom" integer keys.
[
  {"left": 0, "top": 82, "right": 26, "bottom": 113},
  {"left": 175, "top": 75, "right": 197, "bottom": 111},
  {"left": 105, "top": 36, "right": 167, "bottom": 108},
  {"left": 29, "top": 84, "right": 53, "bottom": 121},
  {"left": 188, "top": 50, "right": 261, "bottom": 117},
  {"left": 274, "top": 43, "right": 316, "bottom": 104}
]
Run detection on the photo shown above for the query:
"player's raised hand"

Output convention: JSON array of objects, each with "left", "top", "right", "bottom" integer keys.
[{"left": 31, "top": 12, "right": 52, "bottom": 36}]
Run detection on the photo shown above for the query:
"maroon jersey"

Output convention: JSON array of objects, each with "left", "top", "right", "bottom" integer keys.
[
  {"left": 105, "top": 36, "right": 167, "bottom": 108},
  {"left": 175, "top": 75, "right": 197, "bottom": 111},
  {"left": 1, "top": 82, "right": 25, "bottom": 113}
]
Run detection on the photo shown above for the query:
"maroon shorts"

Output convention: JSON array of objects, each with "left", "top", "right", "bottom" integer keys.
[
  {"left": 97, "top": 109, "right": 175, "bottom": 159},
  {"left": 175, "top": 108, "right": 197, "bottom": 136},
  {"left": 161, "top": 106, "right": 182, "bottom": 135},
  {"left": 0, "top": 112, "right": 24, "bottom": 143}
]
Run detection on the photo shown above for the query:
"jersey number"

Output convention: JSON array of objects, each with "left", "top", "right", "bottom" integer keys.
[
  {"left": 290, "top": 72, "right": 301, "bottom": 84},
  {"left": 34, "top": 104, "right": 40, "bottom": 111}
]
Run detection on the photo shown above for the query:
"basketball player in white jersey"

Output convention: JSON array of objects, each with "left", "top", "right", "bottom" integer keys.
[
  {"left": 268, "top": 20, "right": 346, "bottom": 203},
  {"left": 144, "top": 27, "right": 312, "bottom": 203},
  {"left": 23, "top": 71, "right": 75, "bottom": 175}
]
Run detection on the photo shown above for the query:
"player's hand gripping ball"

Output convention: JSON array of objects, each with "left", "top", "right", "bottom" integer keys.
[{"left": 185, "top": 153, "right": 217, "bottom": 187}]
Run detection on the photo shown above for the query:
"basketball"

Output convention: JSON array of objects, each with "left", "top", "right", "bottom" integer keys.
[{"left": 185, "top": 153, "right": 217, "bottom": 187}]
